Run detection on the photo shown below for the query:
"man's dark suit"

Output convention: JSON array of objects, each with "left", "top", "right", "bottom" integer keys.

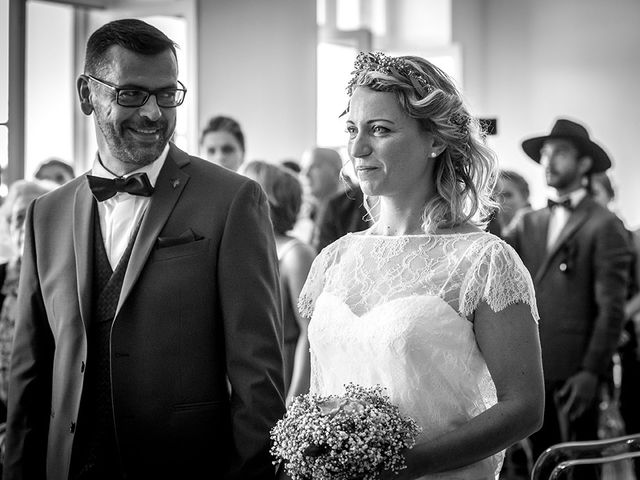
[
  {"left": 3, "top": 144, "right": 285, "bottom": 480},
  {"left": 505, "top": 195, "right": 632, "bottom": 454},
  {"left": 312, "top": 185, "right": 369, "bottom": 252}
]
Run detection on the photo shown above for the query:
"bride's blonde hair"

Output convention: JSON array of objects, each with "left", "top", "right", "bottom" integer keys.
[{"left": 346, "top": 52, "right": 498, "bottom": 233}]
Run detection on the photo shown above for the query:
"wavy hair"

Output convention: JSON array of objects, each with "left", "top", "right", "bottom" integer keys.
[{"left": 347, "top": 52, "right": 498, "bottom": 232}]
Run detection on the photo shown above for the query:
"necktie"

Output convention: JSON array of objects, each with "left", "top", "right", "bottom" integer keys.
[
  {"left": 547, "top": 198, "right": 573, "bottom": 211},
  {"left": 87, "top": 173, "right": 154, "bottom": 202}
]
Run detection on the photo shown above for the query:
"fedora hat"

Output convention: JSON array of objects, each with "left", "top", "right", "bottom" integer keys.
[{"left": 521, "top": 118, "right": 611, "bottom": 173}]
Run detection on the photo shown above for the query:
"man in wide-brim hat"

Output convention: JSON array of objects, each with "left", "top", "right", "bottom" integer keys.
[
  {"left": 521, "top": 118, "right": 611, "bottom": 174},
  {"left": 504, "top": 117, "right": 633, "bottom": 480}
]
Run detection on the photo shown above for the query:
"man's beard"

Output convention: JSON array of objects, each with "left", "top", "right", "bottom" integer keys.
[{"left": 95, "top": 114, "right": 173, "bottom": 167}]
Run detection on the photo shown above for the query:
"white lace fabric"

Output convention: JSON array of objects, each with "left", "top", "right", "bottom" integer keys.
[{"left": 298, "top": 231, "right": 539, "bottom": 480}]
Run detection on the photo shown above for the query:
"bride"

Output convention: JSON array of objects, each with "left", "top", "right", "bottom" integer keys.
[{"left": 297, "top": 52, "right": 544, "bottom": 479}]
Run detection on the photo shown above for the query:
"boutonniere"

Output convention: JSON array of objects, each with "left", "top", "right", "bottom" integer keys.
[{"left": 558, "top": 241, "right": 577, "bottom": 273}]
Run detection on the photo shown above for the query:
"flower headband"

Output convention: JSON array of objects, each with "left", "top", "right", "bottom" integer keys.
[
  {"left": 346, "top": 51, "right": 434, "bottom": 97},
  {"left": 345, "top": 51, "right": 472, "bottom": 138}
]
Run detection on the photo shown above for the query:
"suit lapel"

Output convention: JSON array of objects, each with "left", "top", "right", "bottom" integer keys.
[
  {"left": 535, "top": 198, "right": 591, "bottom": 283},
  {"left": 532, "top": 209, "right": 550, "bottom": 269},
  {"left": 116, "top": 144, "right": 191, "bottom": 315},
  {"left": 73, "top": 179, "right": 95, "bottom": 329}
]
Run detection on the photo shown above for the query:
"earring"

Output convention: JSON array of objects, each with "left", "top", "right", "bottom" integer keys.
[{"left": 431, "top": 152, "right": 437, "bottom": 158}]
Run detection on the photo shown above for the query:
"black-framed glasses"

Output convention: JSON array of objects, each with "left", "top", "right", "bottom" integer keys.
[{"left": 85, "top": 74, "right": 187, "bottom": 108}]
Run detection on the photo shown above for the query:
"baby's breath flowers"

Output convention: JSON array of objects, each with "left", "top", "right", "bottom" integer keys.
[{"left": 270, "top": 383, "right": 421, "bottom": 480}]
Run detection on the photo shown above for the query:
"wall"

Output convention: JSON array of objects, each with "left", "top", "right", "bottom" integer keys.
[
  {"left": 197, "top": 0, "right": 317, "bottom": 164},
  {"left": 453, "top": 0, "right": 640, "bottom": 228}
]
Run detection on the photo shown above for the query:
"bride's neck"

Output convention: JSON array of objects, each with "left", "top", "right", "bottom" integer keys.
[{"left": 373, "top": 200, "right": 425, "bottom": 236}]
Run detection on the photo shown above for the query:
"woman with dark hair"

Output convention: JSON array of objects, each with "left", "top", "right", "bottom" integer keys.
[
  {"left": 200, "top": 115, "right": 246, "bottom": 171},
  {"left": 241, "top": 160, "right": 315, "bottom": 403},
  {"left": 494, "top": 169, "right": 532, "bottom": 238},
  {"left": 34, "top": 158, "right": 75, "bottom": 185},
  {"left": 296, "top": 52, "right": 543, "bottom": 479}
]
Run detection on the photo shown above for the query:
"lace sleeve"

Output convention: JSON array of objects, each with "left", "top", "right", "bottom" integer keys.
[
  {"left": 459, "top": 239, "right": 539, "bottom": 321},
  {"left": 297, "top": 244, "right": 333, "bottom": 319}
]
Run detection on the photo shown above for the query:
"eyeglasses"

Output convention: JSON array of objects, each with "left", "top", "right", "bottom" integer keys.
[{"left": 85, "top": 74, "right": 187, "bottom": 108}]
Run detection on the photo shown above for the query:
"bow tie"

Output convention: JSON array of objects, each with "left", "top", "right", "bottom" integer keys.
[
  {"left": 547, "top": 198, "right": 573, "bottom": 211},
  {"left": 87, "top": 172, "right": 154, "bottom": 202}
]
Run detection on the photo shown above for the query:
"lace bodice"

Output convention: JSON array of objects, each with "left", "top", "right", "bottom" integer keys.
[
  {"left": 298, "top": 231, "right": 539, "bottom": 480},
  {"left": 300, "top": 231, "right": 538, "bottom": 320}
]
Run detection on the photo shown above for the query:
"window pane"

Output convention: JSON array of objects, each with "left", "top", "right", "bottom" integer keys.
[
  {"left": 0, "top": 125, "right": 7, "bottom": 196},
  {"left": 317, "top": 42, "right": 356, "bottom": 148},
  {"left": 26, "top": 1, "right": 74, "bottom": 179},
  {"left": 0, "top": 0, "right": 7, "bottom": 194},
  {"left": 0, "top": 0, "right": 8, "bottom": 123},
  {"left": 336, "top": 0, "right": 360, "bottom": 30}
]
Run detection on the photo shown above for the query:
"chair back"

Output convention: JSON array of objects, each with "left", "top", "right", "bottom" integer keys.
[{"left": 530, "top": 433, "right": 640, "bottom": 480}]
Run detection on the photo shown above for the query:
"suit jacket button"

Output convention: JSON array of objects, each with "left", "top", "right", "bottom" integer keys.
[
  {"left": 69, "top": 422, "right": 76, "bottom": 434},
  {"left": 559, "top": 263, "right": 567, "bottom": 272}
]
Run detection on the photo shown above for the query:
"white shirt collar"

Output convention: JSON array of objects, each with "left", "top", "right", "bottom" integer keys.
[{"left": 90, "top": 143, "right": 169, "bottom": 187}]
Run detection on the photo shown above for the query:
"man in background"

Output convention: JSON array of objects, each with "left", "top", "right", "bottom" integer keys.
[
  {"left": 298, "top": 147, "right": 368, "bottom": 251},
  {"left": 505, "top": 118, "right": 633, "bottom": 478}
]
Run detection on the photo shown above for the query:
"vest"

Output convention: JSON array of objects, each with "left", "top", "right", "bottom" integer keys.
[{"left": 70, "top": 208, "right": 141, "bottom": 480}]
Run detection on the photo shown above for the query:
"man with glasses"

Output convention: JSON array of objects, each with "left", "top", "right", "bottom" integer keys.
[{"left": 3, "top": 19, "right": 285, "bottom": 480}]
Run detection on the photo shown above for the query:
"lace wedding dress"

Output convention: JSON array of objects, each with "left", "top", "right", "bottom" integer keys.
[{"left": 299, "top": 231, "right": 539, "bottom": 480}]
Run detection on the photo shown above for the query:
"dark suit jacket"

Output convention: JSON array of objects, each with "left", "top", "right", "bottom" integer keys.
[
  {"left": 505, "top": 196, "right": 632, "bottom": 383},
  {"left": 312, "top": 186, "right": 369, "bottom": 252},
  {"left": 3, "top": 144, "right": 285, "bottom": 480}
]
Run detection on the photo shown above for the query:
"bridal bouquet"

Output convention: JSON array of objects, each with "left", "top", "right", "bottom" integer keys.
[{"left": 270, "top": 383, "right": 421, "bottom": 480}]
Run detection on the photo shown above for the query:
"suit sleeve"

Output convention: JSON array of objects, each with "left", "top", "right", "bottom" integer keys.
[
  {"left": 582, "top": 214, "right": 633, "bottom": 376},
  {"left": 4, "top": 199, "right": 55, "bottom": 480},
  {"left": 217, "top": 179, "right": 285, "bottom": 480},
  {"left": 501, "top": 215, "right": 522, "bottom": 253},
  {"left": 311, "top": 200, "right": 336, "bottom": 253}
]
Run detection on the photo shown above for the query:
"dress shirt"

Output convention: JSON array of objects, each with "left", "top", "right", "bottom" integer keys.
[
  {"left": 546, "top": 188, "right": 587, "bottom": 250},
  {"left": 91, "top": 145, "right": 168, "bottom": 269}
]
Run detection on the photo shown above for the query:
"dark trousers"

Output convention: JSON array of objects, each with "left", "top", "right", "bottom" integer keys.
[
  {"left": 619, "top": 320, "right": 640, "bottom": 477},
  {"left": 529, "top": 380, "right": 600, "bottom": 480}
]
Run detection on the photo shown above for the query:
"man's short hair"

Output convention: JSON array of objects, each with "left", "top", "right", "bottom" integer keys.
[
  {"left": 84, "top": 18, "right": 178, "bottom": 76},
  {"left": 498, "top": 169, "right": 530, "bottom": 200}
]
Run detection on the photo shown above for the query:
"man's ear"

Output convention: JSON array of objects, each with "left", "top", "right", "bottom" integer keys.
[
  {"left": 578, "top": 155, "right": 593, "bottom": 176},
  {"left": 77, "top": 75, "right": 93, "bottom": 115}
]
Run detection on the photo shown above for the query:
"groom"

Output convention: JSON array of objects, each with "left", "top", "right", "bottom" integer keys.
[{"left": 3, "top": 19, "right": 285, "bottom": 480}]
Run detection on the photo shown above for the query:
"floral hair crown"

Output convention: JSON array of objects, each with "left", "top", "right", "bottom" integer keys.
[
  {"left": 345, "top": 51, "right": 472, "bottom": 138},
  {"left": 346, "top": 51, "right": 434, "bottom": 97}
]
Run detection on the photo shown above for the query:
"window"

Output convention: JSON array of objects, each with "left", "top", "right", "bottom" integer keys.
[
  {"left": 25, "top": 1, "right": 75, "bottom": 180},
  {"left": 1, "top": 0, "right": 9, "bottom": 196}
]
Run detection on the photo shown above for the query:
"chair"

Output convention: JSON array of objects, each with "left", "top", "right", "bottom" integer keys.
[{"left": 530, "top": 433, "right": 640, "bottom": 480}]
